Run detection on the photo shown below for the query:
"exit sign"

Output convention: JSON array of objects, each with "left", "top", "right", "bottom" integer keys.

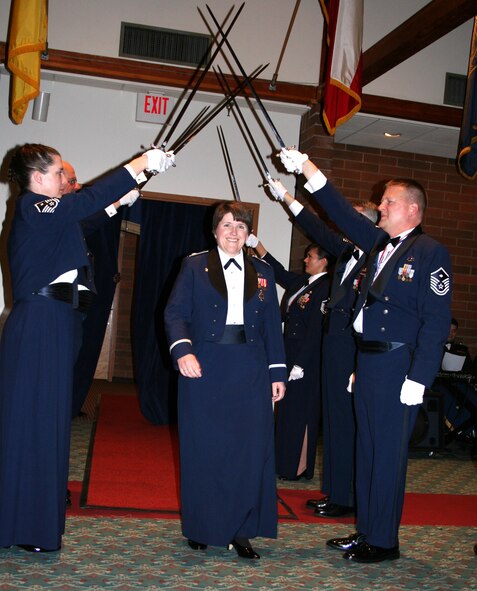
[{"left": 136, "top": 92, "right": 175, "bottom": 123}]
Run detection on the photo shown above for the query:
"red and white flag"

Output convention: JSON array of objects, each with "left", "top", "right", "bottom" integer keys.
[{"left": 320, "top": 0, "right": 363, "bottom": 135}]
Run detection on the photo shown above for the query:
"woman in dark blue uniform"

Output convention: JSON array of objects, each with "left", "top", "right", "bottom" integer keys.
[
  {"left": 0, "top": 143, "right": 174, "bottom": 552},
  {"left": 164, "top": 201, "right": 287, "bottom": 560},
  {"left": 248, "top": 236, "right": 330, "bottom": 481}
]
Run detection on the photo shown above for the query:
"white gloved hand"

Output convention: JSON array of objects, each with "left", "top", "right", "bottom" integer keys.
[
  {"left": 347, "top": 373, "right": 355, "bottom": 393},
  {"left": 400, "top": 377, "right": 425, "bottom": 405},
  {"left": 245, "top": 233, "right": 259, "bottom": 248},
  {"left": 267, "top": 178, "right": 288, "bottom": 202},
  {"left": 288, "top": 365, "right": 304, "bottom": 381},
  {"left": 144, "top": 148, "right": 175, "bottom": 173},
  {"left": 280, "top": 147, "right": 308, "bottom": 174},
  {"left": 119, "top": 188, "right": 140, "bottom": 207}
]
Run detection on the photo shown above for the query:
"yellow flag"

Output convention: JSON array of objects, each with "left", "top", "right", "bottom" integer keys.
[{"left": 7, "top": 0, "right": 48, "bottom": 124}]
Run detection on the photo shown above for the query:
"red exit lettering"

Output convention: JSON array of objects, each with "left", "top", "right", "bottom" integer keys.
[{"left": 144, "top": 95, "right": 170, "bottom": 115}]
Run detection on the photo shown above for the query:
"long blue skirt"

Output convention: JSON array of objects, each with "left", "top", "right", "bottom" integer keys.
[
  {"left": 178, "top": 341, "right": 278, "bottom": 547},
  {"left": 0, "top": 296, "right": 82, "bottom": 550}
]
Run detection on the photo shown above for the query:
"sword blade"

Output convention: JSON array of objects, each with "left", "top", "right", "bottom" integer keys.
[
  {"left": 218, "top": 125, "right": 241, "bottom": 201},
  {"left": 205, "top": 4, "right": 286, "bottom": 148},
  {"left": 168, "top": 106, "right": 210, "bottom": 152},
  {"left": 216, "top": 66, "right": 271, "bottom": 181},
  {"left": 171, "top": 63, "right": 268, "bottom": 154},
  {"left": 158, "top": 2, "right": 245, "bottom": 150}
]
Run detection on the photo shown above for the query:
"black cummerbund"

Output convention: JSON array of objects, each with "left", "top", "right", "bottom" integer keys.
[
  {"left": 34, "top": 283, "right": 95, "bottom": 313},
  {"left": 355, "top": 335, "right": 406, "bottom": 353},
  {"left": 218, "top": 324, "right": 246, "bottom": 345}
]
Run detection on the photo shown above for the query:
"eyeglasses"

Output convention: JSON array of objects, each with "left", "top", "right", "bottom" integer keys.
[{"left": 67, "top": 177, "right": 77, "bottom": 186}]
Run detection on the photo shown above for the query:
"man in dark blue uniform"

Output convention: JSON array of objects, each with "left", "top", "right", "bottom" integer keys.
[
  {"left": 247, "top": 234, "right": 330, "bottom": 481},
  {"left": 280, "top": 148, "right": 452, "bottom": 563},
  {"left": 265, "top": 178, "right": 378, "bottom": 517}
]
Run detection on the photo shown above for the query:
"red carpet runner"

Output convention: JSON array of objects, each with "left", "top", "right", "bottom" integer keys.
[{"left": 77, "top": 393, "right": 477, "bottom": 525}]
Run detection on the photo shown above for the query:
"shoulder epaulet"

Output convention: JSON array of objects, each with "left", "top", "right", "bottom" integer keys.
[
  {"left": 251, "top": 254, "right": 271, "bottom": 267},
  {"left": 188, "top": 249, "right": 208, "bottom": 258}
]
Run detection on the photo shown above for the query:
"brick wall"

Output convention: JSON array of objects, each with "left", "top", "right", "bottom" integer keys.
[{"left": 289, "top": 105, "right": 477, "bottom": 359}]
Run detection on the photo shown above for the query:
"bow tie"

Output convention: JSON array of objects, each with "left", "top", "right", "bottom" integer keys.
[
  {"left": 224, "top": 258, "right": 242, "bottom": 271},
  {"left": 386, "top": 235, "right": 401, "bottom": 247}
]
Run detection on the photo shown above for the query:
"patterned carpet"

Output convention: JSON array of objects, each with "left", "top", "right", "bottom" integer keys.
[{"left": 1, "top": 380, "right": 476, "bottom": 590}]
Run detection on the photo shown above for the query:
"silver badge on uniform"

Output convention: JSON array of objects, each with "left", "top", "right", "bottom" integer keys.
[
  {"left": 34, "top": 198, "right": 60, "bottom": 213},
  {"left": 430, "top": 267, "right": 450, "bottom": 296}
]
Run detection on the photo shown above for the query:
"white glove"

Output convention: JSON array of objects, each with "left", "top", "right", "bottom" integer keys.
[
  {"left": 144, "top": 148, "right": 175, "bottom": 173},
  {"left": 280, "top": 147, "right": 308, "bottom": 174},
  {"left": 267, "top": 178, "right": 288, "bottom": 202},
  {"left": 119, "top": 188, "right": 140, "bottom": 207},
  {"left": 245, "top": 233, "right": 259, "bottom": 248},
  {"left": 288, "top": 365, "right": 304, "bottom": 381},
  {"left": 347, "top": 373, "right": 355, "bottom": 393},
  {"left": 400, "top": 377, "right": 425, "bottom": 406}
]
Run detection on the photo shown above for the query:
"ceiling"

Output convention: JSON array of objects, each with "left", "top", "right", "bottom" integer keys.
[
  {"left": 334, "top": 113, "right": 460, "bottom": 160},
  {"left": 337, "top": 0, "right": 475, "bottom": 162}
]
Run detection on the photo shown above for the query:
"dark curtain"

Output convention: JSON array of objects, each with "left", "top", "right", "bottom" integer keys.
[
  {"left": 71, "top": 210, "right": 123, "bottom": 418},
  {"left": 134, "top": 200, "right": 215, "bottom": 424}
]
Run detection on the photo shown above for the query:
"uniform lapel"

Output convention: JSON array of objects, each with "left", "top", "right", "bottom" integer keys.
[
  {"left": 370, "top": 226, "right": 423, "bottom": 295},
  {"left": 207, "top": 248, "right": 227, "bottom": 298},
  {"left": 244, "top": 255, "right": 258, "bottom": 302}
]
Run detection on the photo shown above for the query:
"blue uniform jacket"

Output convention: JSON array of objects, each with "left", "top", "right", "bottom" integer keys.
[
  {"left": 164, "top": 248, "right": 288, "bottom": 384},
  {"left": 263, "top": 251, "right": 329, "bottom": 370},
  {"left": 309, "top": 180, "right": 452, "bottom": 387},
  {"left": 294, "top": 206, "right": 368, "bottom": 334},
  {"left": 8, "top": 167, "right": 135, "bottom": 301}
]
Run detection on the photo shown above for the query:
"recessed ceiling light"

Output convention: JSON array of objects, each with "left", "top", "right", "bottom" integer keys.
[{"left": 384, "top": 132, "right": 402, "bottom": 138}]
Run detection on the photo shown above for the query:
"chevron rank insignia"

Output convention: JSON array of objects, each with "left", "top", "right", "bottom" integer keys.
[{"left": 430, "top": 267, "right": 450, "bottom": 296}]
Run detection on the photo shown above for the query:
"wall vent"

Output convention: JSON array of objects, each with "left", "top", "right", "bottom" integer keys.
[
  {"left": 119, "top": 22, "right": 211, "bottom": 68},
  {"left": 443, "top": 72, "right": 466, "bottom": 107}
]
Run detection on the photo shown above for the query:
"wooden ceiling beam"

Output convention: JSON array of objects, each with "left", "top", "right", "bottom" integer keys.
[
  {"left": 362, "top": 0, "right": 477, "bottom": 86},
  {"left": 0, "top": 41, "right": 462, "bottom": 129},
  {"left": 0, "top": 42, "right": 320, "bottom": 107}
]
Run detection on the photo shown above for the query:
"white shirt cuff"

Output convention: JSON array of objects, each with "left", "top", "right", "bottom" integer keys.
[
  {"left": 169, "top": 338, "right": 192, "bottom": 353},
  {"left": 124, "top": 164, "right": 147, "bottom": 184},
  {"left": 304, "top": 170, "right": 328, "bottom": 193},
  {"left": 104, "top": 204, "right": 117, "bottom": 218},
  {"left": 288, "top": 201, "right": 304, "bottom": 217}
]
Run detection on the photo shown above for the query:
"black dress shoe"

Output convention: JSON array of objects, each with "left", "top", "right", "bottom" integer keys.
[
  {"left": 343, "top": 542, "right": 400, "bottom": 563},
  {"left": 326, "top": 532, "right": 366, "bottom": 551},
  {"left": 229, "top": 539, "right": 260, "bottom": 559},
  {"left": 314, "top": 502, "right": 354, "bottom": 518},
  {"left": 188, "top": 539, "right": 207, "bottom": 550},
  {"left": 306, "top": 496, "right": 329, "bottom": 509},
  {"left": 277, "top": 471, "right": 305, "bottom": 481},
  {"left": 66, "top": 489, "right": 72, "bottom": 507},
  {"left": 17, "top": 544, "right": 60, "bottom": 553},
  {"left": 474, "top": 543, "right": 477, "bottom": 555}
]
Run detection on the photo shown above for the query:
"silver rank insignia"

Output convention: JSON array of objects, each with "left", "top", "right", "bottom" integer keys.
[
  {"left": 34, "top": 198, "right": 60, "bottom": 213},
  {"left": 430, "top": 267, "right": 450, "bottom": 296}
]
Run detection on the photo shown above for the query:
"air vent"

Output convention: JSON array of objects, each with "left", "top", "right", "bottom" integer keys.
[
  {"left": 119, "top": 22, "right": 211, "bottom": 67},
  {"left": 443, "top": 72, "right": 466, "bottom": 107}
]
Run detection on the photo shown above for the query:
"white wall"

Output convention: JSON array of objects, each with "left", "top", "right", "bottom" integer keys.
[{"left": 1, "top": 0, "right": 325, "bottom": 85}]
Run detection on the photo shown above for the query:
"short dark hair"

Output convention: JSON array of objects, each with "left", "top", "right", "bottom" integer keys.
[
  {"left": 8, "top": 143, "right": 61, "bottom": 191},
  {"left": 305, "top": 242, "right": 331, "bottom": 264},
  {"left": 212, "top": 201, "right": 253, "bottom": 234},
  {"left": 451, "top": 317, "right": 458, "bottom": 328}
]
